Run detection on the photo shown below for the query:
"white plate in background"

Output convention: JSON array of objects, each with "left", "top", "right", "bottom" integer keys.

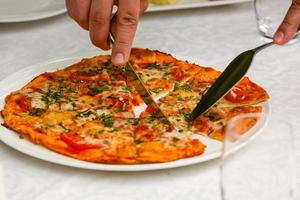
[
  {"left": 0, "top": 0, "right": 251, "bottom": 23},
  {"left": 0, "top": 52, "right": 269, "bottom": 171},
  {"left": 0, "top": 0, "right": 66, "bottom": 23},
  {"left": 147, "top": 0, "right": 252, "bottom": 12}
]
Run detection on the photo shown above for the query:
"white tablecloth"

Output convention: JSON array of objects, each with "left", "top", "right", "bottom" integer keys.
[{"left": 0, "top": 2, "right": 300, "bottom": 200}]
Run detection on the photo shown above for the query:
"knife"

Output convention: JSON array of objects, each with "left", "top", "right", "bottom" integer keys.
[
  {"left": 108, "top": 33, "right": 176, "bottom": 129},
  {"left": 189, "top": 42, "right": 274, "bottom": 121}
]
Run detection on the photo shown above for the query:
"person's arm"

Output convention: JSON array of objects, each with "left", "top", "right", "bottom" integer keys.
[
  {"left": 65, "top": 0, "right": 148, "bottom": 65},
  {"left": 274, "top": 0, "right": 300, "bottom": 44}
]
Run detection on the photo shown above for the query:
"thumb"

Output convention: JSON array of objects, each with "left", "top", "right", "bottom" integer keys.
[
  {"left": 274, "top": 0, "right": 300, "bottom": 45},
  {"left": 111, "top": 0, "right": 140, "bottom": 66}
]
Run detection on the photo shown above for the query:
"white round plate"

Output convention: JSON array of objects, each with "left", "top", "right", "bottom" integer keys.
[
  {"left": 147, "top": 0, "right": 252, "bottom": 12},
  {"left": 0, "top": 0, "right": 66, "bottom": 23},
  {"left": 0, "top": 52, "right": 269, "bottom": 171}
]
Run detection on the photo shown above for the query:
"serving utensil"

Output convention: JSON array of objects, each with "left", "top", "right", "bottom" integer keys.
[
  {"left": 108, "top": 34, "right": 176, "bottom": 129},
  {"left": 189, "top": 41, "right": 274, "bottom": 121}
]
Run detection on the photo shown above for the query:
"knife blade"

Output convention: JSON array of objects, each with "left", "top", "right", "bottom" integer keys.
[
  {"left": 189, "top": 42, "right": 274, "bottom": 121},
  {"left": 108, "top": 34, "right": 176, "bottom": 129}
]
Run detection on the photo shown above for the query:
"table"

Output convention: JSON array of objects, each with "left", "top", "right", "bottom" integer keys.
[{"left": 0, "top": 2, "right": 300, "bottom": 200}]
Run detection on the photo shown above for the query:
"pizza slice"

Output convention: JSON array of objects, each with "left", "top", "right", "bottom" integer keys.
[
  {"left": 187, "top": 66, "right": 269, "bottom": 107},
  {"left": 2, "top": 92, "right": 138, "bottom": 163},
  {"left": 219, "top": 77, "right": 270, "bottom": 107},
  {"left": 134, "top": 116, "right": 205, "bottom": 163},
  {"left": 157, "top": 84, "right": 263, "bottom": 141},
  {"left": 130, "top": 48, "right": 202, "bottom": 97}
]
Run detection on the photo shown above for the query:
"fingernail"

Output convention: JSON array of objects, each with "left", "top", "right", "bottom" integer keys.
[
  {"left": 274, "top": 31, "right": 284, "bottom": 44},
  {"left": 113, "top": 53, "right": 125, "bottom": 65}
]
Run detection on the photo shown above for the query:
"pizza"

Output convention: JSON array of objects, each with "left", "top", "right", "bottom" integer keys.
[{"left": 1, "top": 48, "right": 269, "bottom": 164}]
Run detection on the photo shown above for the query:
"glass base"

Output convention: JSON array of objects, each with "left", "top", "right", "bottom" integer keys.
[{"left": 259, "top": 35, "right": 299, "bottom": 45}]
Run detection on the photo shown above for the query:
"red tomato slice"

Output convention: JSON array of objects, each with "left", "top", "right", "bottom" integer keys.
[
  {"left": 132, "top": 94, "right": 143, "bottom": 106},
  {"left": 170, "top": 66, "right": 185, "bottom": 81},
  {"left": 135, "top": 124, "right": 149, "bottom": 133},
  {"left": 145, "top": 105, "right": 158, "bottom": 114},
  {"left": 16, "top": 96, "right": 32, "bottom": 112},
  {"left": 70, "top": 71, "right": 110, "bottom": 83},
  {"left": 192, "top": 116, "right": 213, "bottom": 135},
  {"left": 224, "top": 77, "right": 258, "bottom": 104},
  {"left": 224, "top": 87, "right": 249, "bottom": 103},
  {"left": 60, "top": 133, "right": 102, "bottom": 151}
]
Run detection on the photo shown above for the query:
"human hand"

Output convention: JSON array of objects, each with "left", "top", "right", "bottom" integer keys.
[
  {"left": 274, "top": 0, "right": 300, "bottom": 45},
  {"left": 66, "top": 0, "right": 148, "bottom": 65}
]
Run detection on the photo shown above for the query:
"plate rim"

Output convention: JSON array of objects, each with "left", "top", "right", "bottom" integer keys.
[
  {"left": 0, "top": 2, "right": 66, "bottom": 23},
  {"left": 147, "top": 0, "right": 252, "bottom": 12},
  {"left": 0, "top": 53, "right": 270, "bottom": 171}
]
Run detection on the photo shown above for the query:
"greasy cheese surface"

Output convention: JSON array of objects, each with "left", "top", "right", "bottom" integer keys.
[{"left": 1, "top": 48, "right": 269, "bottom": 164}]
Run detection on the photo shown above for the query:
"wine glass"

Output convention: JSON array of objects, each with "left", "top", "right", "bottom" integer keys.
[
  {"left": 220, "top": 112, "right": 297, "bottom": 200},
  {"left": 254, "top": 0, "right": 298, "bottom": 44}
]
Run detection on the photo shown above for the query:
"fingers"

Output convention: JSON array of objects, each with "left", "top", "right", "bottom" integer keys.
[
  {"left": 111, "top": 0, "right": 140, "bottom": 66},
  {"left": 65, "top": 0, "right": 91, "bottom": 30},
  {"left": 274, "top": 0, "right": 300, "bottom": 45},
  {"left": 89, "top": 0, "right": 114, "bottom": 50},
  {"left": 66, "top": 0, "right": 147, "bottom": 65}
]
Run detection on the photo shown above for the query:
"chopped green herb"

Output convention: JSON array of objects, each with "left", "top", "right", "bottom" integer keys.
[
  {"left": 147, "top": 62, "right": 161, "bottom": 70},
  {"left": 163, "top": 68, "right": 170, "bottom": 76},
  {"left": 58, "top": 122, "right": 71, "bottom": 132},
  {"left": 187, "top": 121, "right": 192, "bottom": 131},
  {"left": 174, "top": 83, "right": 193, "bottom": 91},
  {"left": 41, "top": 86, "right": 65, "bottom": 105},
  {"left": 93, "top": 130, "right": 104, "bottom": 137},
  {"left": 82, "top": 66, "right": 101, "bottom": 75},
  {"left": 178, "top": 97, "right": 184, "bottom": 101},
  {"left": 77, "top": 109, "right": 94, "bottom": 118},
  {"left": 88, "top": 86, "right": 110, "bottom": 95},
  {"left": 122, "top": 85, "right": 131, "bottom": 92},
  {"left": 114, "top": 107, "right": 122, "bottom": 113},
  {"left": 104, "top": 65, "right": 126, "bottom": 73},
  {"left": 31, "top": 108, "right": 46, "bottom": 116},
  {"left": 99, "top": 113, "right": 114, "bottom": 127},
  {"left": 174, "top": 83, "right": 180, "bottom": 91},
  {"left": 180, "top": 109, "right": 192, "bottom": 122},
  {"left": 109, "top": 128, "right": 119, "bottom": 132},
  {"left": 104, "top": 61, "right": 111, "bottom": 66},
  {"left": 59, "top": 82, "right": 67, "bottom": 89},
  {"left": 135, "top": 139, "right": 143, "bottom": 144},
  {"left": 206, "top": 111, "right": 221, "bottom": 121},
  {"left": 23, "top": 111, "right": 30, "bottom": 117},
  {"left": 19, "top": 135, "right": 24, "bottom": 139},
  {"left": 151, "top": 87, "right": 164, "bottom": 94},
  {"left": 67, "top": 87, "right": 76, "bottom": 93},
  {"left": 104, "top": 120, "right": 114, "bottom": 127},
  {"left": 166, "top": 62, "right": 174, "bottom": 67},
  {"left": 218, "top": 121, "right": 224, "bottom": 126},
  {"left": 129, "top": 118, "right": 140, "bottom": 126}
]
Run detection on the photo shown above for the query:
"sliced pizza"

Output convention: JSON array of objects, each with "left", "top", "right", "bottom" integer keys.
[{"left": 1, "top": 47, "right": 269, "bottom": 164}]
